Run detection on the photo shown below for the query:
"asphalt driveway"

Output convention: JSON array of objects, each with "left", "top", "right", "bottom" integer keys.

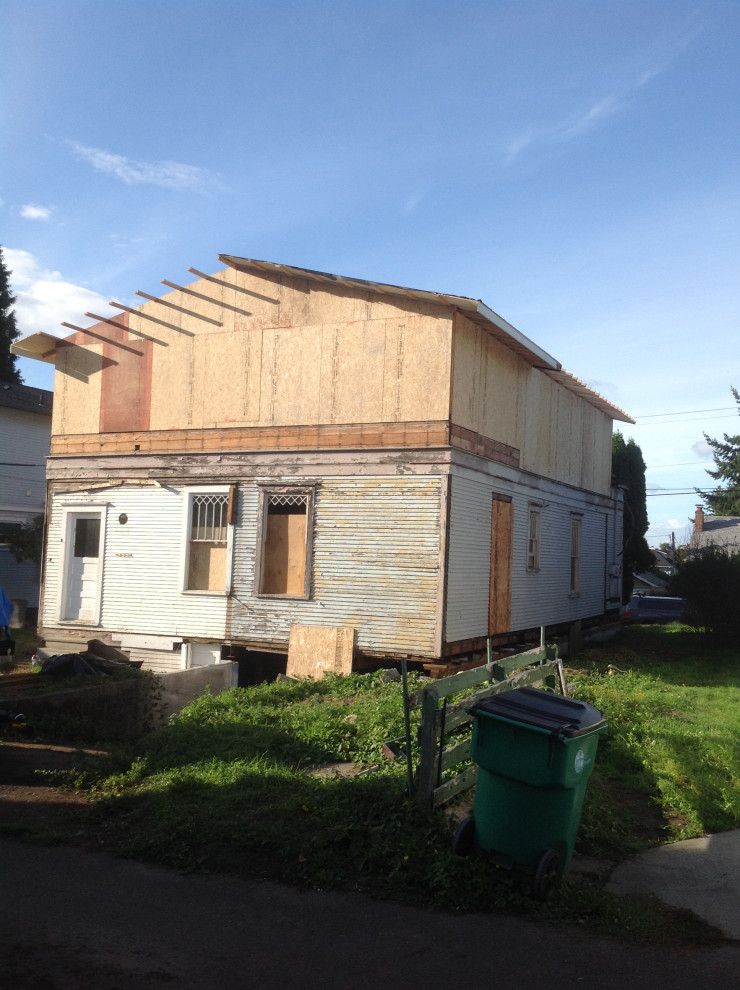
[{"left": 1, "top": 837, "right": 738, "bottom": 990}]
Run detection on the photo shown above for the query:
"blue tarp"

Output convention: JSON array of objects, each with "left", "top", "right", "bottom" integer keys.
[{"left": 0, "top": 587, "right": 14, "bottom": 627}]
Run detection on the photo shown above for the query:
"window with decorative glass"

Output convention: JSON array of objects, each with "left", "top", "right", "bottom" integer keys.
[
  {"left": 570, "top": 515, "right": 582, "bottom": 594},
  {"left": 256, "top": 487, "right": 314, "bottom": 597},
  {"left": 527, "top": 506, "right": 541, "bottom": 571},
  {"left": 186, "top": 491, "right": 229, "bottom": 591}
]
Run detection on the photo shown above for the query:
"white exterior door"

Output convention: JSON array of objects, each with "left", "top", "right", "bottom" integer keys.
[{"left": 63, "top": 513, "right": 103, "bottom": 622}]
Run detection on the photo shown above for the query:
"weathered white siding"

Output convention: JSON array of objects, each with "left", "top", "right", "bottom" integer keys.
[
  {"left": 446, "top": 471, "right": 614, "bottom": 642},
  {"left": 230, "top": 476, "right": 443, "bottom": 656},
  {"left": 43, "top": 476, "right": 444, "bottom": 659},
  {"left": 127, "top": 648, "right": 183, "bottom": 674},
  {"left": 43, "top": 486, "right": 228, "bottom": 639}
]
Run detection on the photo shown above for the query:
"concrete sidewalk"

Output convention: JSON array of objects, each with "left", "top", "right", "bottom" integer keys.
[{"left": 608, "top": 830, "right": 740, "bottom": 941}]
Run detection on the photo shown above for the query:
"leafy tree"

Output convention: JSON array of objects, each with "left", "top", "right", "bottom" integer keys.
[
  {"left": 671, "top": 545, "right": 740, "bottom": 646},
  {"left": 612, "top": 432, "right": 653, "bottom": 602},
  {"left": 697, "top": 387, "right": 740, "bottom": 515},
  {"left": 0, "top": 246, "right": 23, "bottom": 384},
  {"left": 6, "top": 514, "right": 44, "bottom": 564}
]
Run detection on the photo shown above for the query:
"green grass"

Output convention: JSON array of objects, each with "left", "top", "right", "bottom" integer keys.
[
  {"left": 572, "top": 625, "right": 740, "bottom": 853},
  {"left": 16, "top": 627, "right": 740, "bottom": 944}
]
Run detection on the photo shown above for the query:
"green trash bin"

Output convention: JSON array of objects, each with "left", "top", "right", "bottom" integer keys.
[{"left": 454, "top": 686, "right": 607, "bottom": 898}]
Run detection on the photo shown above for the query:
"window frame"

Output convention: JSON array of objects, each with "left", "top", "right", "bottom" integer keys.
[
  {"left": 527, "top": 504, "right": 542, "bottom": 572},
  {"left": 181, "top": 486, "right": 234, "bottom": 595},
  {"left": 254, "top": 484, "right": 315, "bottom": 600},
  {"left": 569, "top": 514, "right": 583, "bottom": 596}
]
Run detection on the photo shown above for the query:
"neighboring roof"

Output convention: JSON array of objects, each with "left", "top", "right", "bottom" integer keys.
[
  {"left": 693, "top": 516, "right": 740, "bottom": 550},
  {"left": 633, "top": 571, "right": 669, "bottom": 592},
  {"left": 0, "top": 380, "right": 53, "bottom": 415},
  {"left": 11, "top": 255, "right": 634, "bottom": 424}
]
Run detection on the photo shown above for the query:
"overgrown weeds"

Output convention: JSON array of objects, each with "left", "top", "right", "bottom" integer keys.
[{"left": 16, "top": 629, "right": 740, "bottom": 944}]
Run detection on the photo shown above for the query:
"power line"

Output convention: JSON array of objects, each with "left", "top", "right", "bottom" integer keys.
[
  {"left": 630, "top": 414, "right": 736, "bottom": 426},
  {"left": 634, "top": 406, "right": 736, "bottom": 419}
]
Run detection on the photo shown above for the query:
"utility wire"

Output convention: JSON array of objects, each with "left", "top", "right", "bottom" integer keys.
[
  {"left": 631, "top": 414, "right": 736, "bottom": 426},
  {"left": 634, "top": 406, "right": 736, "bottom": 418}
]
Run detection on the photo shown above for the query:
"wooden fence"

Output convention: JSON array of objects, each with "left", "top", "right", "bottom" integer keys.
[{"left": 406, "top": 634, "right": 566, "bottom": 810}]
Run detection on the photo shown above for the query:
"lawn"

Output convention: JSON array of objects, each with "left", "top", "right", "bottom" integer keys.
[{"left": 3, "top": 624, "right": 738, "bottom": 943}]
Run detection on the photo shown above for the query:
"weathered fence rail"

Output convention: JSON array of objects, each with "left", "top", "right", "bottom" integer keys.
[{"left": 408, "top": 633, "right": 566, "bottom": 810}]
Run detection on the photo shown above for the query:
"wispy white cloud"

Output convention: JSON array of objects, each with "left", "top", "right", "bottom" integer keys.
[
  {"left": 20, "top": 204, "right": 53, "bottom": 221},
  {"left": 505, "top": 28, "right": 698, "bottom": 164},
  {"left": 505, "top": 93, "right": 624, "bottom": 163},
  {"left": 402, "top": 186, "right": 433, "bottom": 214},
  {"left": 4, "top": 248, "right": 111, "bottom": 338},
  {"left": 107, "top": 233, "right": 148, "bottom": 251},
  {"left": 68, "top": 141, "right": 220, "bottom": 192}
]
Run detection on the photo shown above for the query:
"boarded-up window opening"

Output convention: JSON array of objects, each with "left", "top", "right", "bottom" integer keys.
[
  {"left": 257, "top": 488, "right": 313, "bottom": 598},
  {"left": 188, "top": 493, "right": 228, "bottom": 591},
  {"left": 489, "top": 494, "right": 513, "bottom": 635}
]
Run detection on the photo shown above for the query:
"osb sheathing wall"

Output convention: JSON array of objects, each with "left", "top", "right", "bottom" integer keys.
[
  {"left": 50, "top": 269, "right": 453, "bottom": 441},
  {"left": 451, "top": 312, "right": 613, "bottom": 495}
]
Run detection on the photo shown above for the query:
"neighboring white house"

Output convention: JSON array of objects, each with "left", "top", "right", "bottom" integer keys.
[
  {"left": 0, "top": 381, "right": 53, "bottom": 615},
  {"left": 12, "top": 257, "right": 632, "bottom": 674}
]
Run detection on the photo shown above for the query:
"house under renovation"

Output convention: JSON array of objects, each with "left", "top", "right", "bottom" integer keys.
[{"left": 12, "top": 257, "right": 633, "bottom": 677}]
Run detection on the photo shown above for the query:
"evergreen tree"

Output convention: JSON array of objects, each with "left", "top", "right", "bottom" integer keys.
[
  {"left": 0, "top": 246, "right": 23, "bottom": 384},
  {"left": 612, "top": 431, "right": 654, "bottom": 602},
  {"left": 697, "top": 387, "right": 740, "bottom": 515}
]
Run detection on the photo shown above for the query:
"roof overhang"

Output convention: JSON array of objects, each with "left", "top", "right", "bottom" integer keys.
[
  {"left": 10, "top": 332, "right": 63, "bottom": 365},
  {"left": 219, "top": 255, "right": 634, "bottom": 424}
]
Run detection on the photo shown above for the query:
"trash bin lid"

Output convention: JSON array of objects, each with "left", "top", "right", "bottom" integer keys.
[{"left": 470, "top": 687, "right": 606, "bottom": 737}]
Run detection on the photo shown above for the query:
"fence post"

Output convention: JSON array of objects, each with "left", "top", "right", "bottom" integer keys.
[{"left": 415, "top": 686, "right": 440, "bottom": 810}]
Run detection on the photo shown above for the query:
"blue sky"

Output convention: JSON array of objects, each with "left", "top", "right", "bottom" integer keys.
[{"left": 2, "top": 0, "right": 738, "bottom": 545}]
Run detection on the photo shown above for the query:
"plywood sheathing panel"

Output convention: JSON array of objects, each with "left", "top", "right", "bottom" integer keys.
[
  {"left": 451, "top": 312, "right": 526, "bottom": 449},
  {"left": 286, "top": 625, "right": 355, "bottom": 679},
  {"left": 99, "top": 318, "right": 153, "bottom": 434},
  {"left": 53, "top": 342, "right": 104, "bottom": 435},
  {"left": 63, "top": 267, "right": 453, "bottom": 437},
  {"left": 452, "top": 311, "right": 614, "bottom": 496}
]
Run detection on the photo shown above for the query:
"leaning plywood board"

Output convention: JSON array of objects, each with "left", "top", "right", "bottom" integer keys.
[{"left": 287, "top": 625, "right": 356, "bottom": 679}]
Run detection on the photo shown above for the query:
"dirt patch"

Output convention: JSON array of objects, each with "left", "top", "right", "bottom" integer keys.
[{"left": 0, "top": 742, "right": 103, "bottom": 837}]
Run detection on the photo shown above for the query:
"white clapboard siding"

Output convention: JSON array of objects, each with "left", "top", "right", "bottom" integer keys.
[
  {"left": 230, "top": 476, "right": 443, "bottom": 655},
  {"left": 444, "top": 476, "right": 493, "bottom": 642},
  {"left": 446, "top": 473, "right": 614, "bottom": 642},
  {"left": 127, "top": 648, "right": 184, "bottom": 674},
  {"left": 43, "top": 486, "right": 228, "bottom": 639},
  {"left": 0, "top": 407, "right": 49, "bottom": 515}
]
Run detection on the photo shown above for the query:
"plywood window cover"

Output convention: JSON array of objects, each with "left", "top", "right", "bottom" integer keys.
[{"left": 255, "top": 484, "right": 315, "bottom": 600}]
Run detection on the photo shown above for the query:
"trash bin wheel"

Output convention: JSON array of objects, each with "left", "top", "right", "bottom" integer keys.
[
  {"left": 452, "top": 817, "right": 476, "bottom": 856},
  {"left": 532, "top": 849, "right": 560, "bottom": 900}
]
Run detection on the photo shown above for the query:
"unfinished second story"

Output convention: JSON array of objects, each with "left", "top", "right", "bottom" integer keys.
[{"left": 12, "top": 257, "right": 632, "bottom": 495}]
